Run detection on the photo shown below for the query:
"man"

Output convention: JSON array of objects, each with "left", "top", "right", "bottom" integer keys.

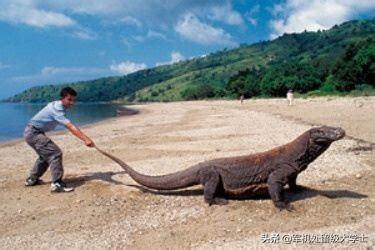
[
  {"left": 24, "top": 87, "right": 95, "bottom": 192},
  {"left": 240, "top": 95, "right": 244, "bottom": 105},
  {"left": 287, "top": 89, "right": 294, "bottom": 106}
]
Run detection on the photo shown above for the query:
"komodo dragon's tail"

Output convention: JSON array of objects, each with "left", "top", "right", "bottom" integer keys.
[{"left": 95, "top": 146, "right": 200, "bottom": 190}]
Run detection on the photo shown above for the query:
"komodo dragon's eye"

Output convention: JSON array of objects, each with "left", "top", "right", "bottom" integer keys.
[
  {"left": 313, "top": 129, "right": 330, "bottom": 143},
  {"left": 314, "top": 130, "right": 323, "bottom": 136}
]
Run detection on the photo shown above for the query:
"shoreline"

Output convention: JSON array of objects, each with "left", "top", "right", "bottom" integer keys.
[
  {"left": 2, "top": 95, "right": 373, "bottom": 146},
  {"left": 0, "top": 105, "right": 142, "bottom": 147}
]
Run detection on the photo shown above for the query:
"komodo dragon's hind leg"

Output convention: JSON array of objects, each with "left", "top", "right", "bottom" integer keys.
[
  {"left": 201, "top": 167, "right": 228, "bottom": 206},
  {"left": 288, "top": 174, "right": 304, "bottom": 192}
]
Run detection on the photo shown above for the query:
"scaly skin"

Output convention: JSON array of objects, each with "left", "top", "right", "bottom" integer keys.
[{"left": 96, "top": 126, "right": 345, "bottom": 211}]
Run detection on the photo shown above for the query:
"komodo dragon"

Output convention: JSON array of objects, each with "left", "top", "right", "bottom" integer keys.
[{"left": 96, "top": 126, "right": 345, "bottom": 211}]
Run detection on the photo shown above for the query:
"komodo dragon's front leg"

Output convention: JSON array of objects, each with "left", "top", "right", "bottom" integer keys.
[
  {"left": 200, "top": 166, "right": 228, "bottom": 206},
  {"left": 267, "top": 164, "right": 298, "bottom": 211}
]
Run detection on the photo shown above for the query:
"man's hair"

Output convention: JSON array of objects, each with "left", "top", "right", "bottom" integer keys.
[{"left": 60, "top": 87, "right": 77, "bottom": 98}]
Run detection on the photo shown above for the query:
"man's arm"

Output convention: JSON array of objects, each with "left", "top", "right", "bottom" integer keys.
[{"left": 65, "top": 122, "right": 95, "bottom": 147}]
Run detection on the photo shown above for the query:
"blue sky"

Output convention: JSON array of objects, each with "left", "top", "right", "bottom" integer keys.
[{"left": 0, "top": 0, "right": 374, "bottom": 99}]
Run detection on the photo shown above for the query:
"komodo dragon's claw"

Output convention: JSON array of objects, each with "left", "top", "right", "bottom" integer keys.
[
  {"left": 208, "top": 198, "right": 229, "bottom": 206},
  {"left": 275, "top": 201, "right": 295, "bottom": 212}
]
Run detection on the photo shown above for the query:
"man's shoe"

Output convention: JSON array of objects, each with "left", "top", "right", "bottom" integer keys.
[
  {"left": 51, "top": 181, "right": 74, "bottom": 193},
  {"left": 25, "top": 177, "right": 40, "bottom": 186}
]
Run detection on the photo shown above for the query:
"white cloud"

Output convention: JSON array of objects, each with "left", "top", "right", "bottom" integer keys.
[
  {"left": 12, "top": 66, "right": 109, "bottom": 84},
  {"left": 41, "top": 66, "right": 95, "bottom": 76},
  {"left": 170, "top": 51, "right": 185, "bottom": 62},
  {"left": 45, "top": 0, "right": 125, "bottom": 15},
  {"left": 71, "top": 27, "right": 97, "bottom": 40},
  {"left": 132, "top": 35, "right": 145, "bottom": 43},
  {"left": 245, "top": 4, "right": 260, "bottom": 26},
  {"left": 0, "top": 1, "right": 75, "bottom": 28},
  {"left": 156, "top": 51, "right": 185, "bottom": 66},
  {"left": 0, "top": 0, "right": 245, "bottom": 48},
  {"left": 269, "top": 0, "right": 375, "bottom": 39},
  {"left": 39, "top": 66, "right": 106, "bottom": 77},
  {"left": 147, "top": 30, "right": 167, "bottom": 40},
  {"left": 188, "top": 53, "right": 208, "bottom": 60},
  {"left": 47, "top": 1, "right": 240, "bottom": 22},
  {"left": 42, "top": 0, "right": 246, "bottom": 30},
  {"left": 175, "top": 13, "right": 236, "bottom": 46},
  {"left": 1, "top": 1, "right": 244, "bottom": 31},
  {"left": 271, "top": 4, "right": 285, "bottom": 16},
  {"left": 247, "top": 17, "right": 257, "bottom": 26},
  {"left": 110, "top": 61, "right": 147, "bottom": 75},
  {"left": 121, "top": 16, "right": 142, "bottom": 28},
  {"left": 12, "top": 63, "right": 147, "bottom": 85},
  {"left": 208, "top": 3, "right": 244, "bottom": 25},
  {"left": 0, "top": 62, "right": 10, "bottom": 69},
  {"left": 0, "top": 1, "right": 96, "bottom": 39},
  {"left": 122, "top": 38, "right": 132, "bottom": 47},
  {"left": 132, "top": 30, "right": 167, "bottom": 43}
]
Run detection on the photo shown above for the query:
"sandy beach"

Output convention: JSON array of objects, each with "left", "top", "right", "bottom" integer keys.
[{"left": 0, "top": 97, "right": 374, "bottom": 249}]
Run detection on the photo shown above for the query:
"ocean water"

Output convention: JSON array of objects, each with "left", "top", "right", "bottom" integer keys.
[{"left": 0, "top": 103, "right": 121, "bottom": 142}]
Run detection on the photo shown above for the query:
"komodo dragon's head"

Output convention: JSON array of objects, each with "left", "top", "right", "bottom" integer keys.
[{"left": 309, "top": 126, "right": 346, "bottom": 144}]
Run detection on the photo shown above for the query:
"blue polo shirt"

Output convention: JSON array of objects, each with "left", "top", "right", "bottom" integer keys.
[{"left": 29, "top": 100, "right": 71, "bottom": 132}]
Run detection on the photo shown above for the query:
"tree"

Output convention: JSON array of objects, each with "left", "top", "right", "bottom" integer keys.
[
  {"left": 331, "top": 37, "right": 375, "bottom": 91},
  {"left": 260, "top": 61, "right": 322, "bottom": 96},
  {"left": 226, "top": 67, "right": 262, "bottom": 97}
]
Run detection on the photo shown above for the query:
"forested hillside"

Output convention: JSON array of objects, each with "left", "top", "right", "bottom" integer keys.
[{"left": 5, "top": 19, "right": 374, "bottom": 103}]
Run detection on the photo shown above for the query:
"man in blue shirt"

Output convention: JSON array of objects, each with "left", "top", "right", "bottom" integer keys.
[{"left": 24, "top": 87, "right": 95, "bottom": 192}]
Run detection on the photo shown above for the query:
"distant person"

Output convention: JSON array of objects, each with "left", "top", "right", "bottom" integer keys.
[
  {"left": 240, "top": 95, "right": 244, "bottom": 104},
  {"left": 287, "top": 89, "right": 294, "bottom": 106},
  {"left": 24, "top": 87, "right": 95, "bottom": 192}
]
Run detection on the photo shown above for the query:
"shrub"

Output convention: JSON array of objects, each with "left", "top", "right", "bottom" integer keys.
[{"left": 181, "top": 84, "right": 216, "bottom": 100}]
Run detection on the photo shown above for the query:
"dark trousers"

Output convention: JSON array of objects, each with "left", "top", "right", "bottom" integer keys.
[{"left": 24, "top": 125, "right": 63, "bottom": 182}]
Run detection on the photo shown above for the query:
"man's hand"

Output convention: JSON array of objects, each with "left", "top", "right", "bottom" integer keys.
[
  {"left": 66, "top": 122, "right": 95, "bottom": 148},
  {"left": 84, "top": 139, "right": 95, "bottom": 147}
]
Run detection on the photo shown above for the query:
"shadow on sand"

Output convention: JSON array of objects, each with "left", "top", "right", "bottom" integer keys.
[
  {"left": 63, "top": 172, "right": 368, "bottom": 204},
  {"left": 126, "top": 184, "right": 368, "bottom": 203},
  {"left": 64, "top": 171, "right": 127, "bottom": 188}
]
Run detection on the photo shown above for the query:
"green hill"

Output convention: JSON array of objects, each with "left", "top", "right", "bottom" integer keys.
[{"left": 4, "top": 19, "right": 375, "bottom": 103}]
